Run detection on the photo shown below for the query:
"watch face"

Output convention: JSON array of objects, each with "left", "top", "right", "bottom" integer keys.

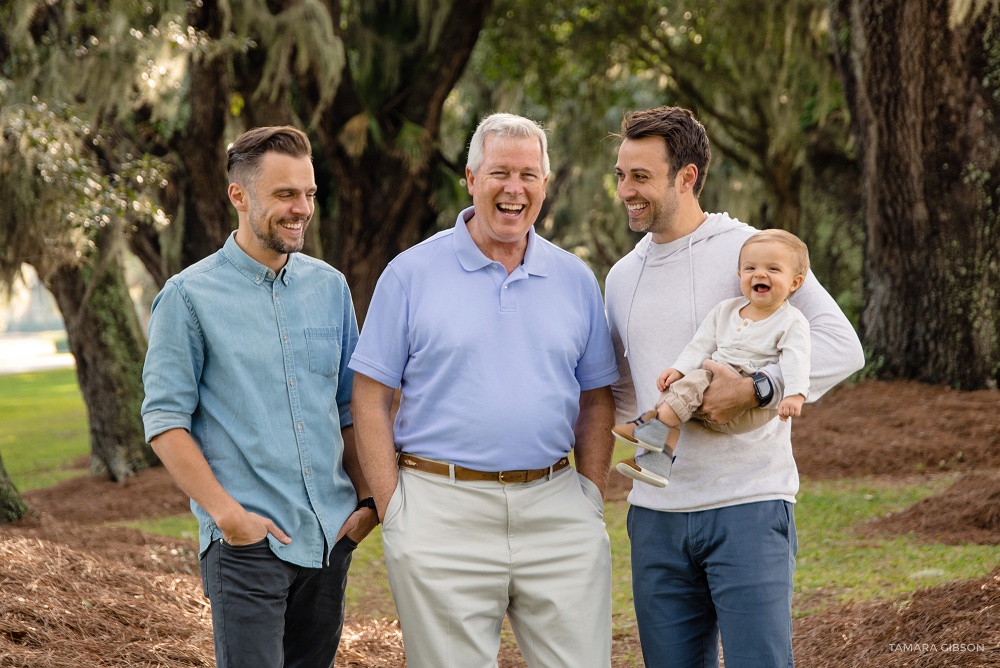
[{"left": 754, "top": 375, "right": 773, "bottom": 403}]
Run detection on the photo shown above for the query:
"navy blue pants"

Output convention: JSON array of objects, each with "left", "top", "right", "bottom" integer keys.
[
  {"left": 628, "top": 501, "right": 797, "bottom": 668},
  {"left": 201, "top": 536, "right": 356, "bottom": 668}
]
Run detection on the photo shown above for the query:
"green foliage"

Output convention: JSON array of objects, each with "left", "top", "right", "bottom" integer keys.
[
  {"left": 0, "top": 369, "right": 89, "bottom": 491},
  {"left": 232, "top": 0, "right": 345, "bottom": 122},
  {"left": 454, "top": 0, "right": 864, "bottom": 313},
  {"left": 4, "top": 1, "right": 193, "bottom": 130},
  {"left": 1, "top": 0, "right": 865, "bottom": 320},
  {"left": 0, "top": 95, "right": 170, "bottom": 283}
]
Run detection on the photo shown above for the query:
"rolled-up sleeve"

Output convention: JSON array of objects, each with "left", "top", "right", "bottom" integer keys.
[{"left": 141, "top": 281, "right": 204, "bottom": 442}]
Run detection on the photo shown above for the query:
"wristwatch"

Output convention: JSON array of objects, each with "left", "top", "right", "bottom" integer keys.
[
  {"left": 356, "top": 497, "right": 377, "bottom": 513},
  {"left": 751, "top": 372, "right": 774, "bottom": 407}
]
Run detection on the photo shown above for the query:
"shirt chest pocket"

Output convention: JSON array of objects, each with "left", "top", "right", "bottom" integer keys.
[{"left": 304, "top": 326, "right": 342, "bottom": 378}]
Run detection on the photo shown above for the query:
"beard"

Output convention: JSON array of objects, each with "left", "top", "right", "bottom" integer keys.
[
  {"left": 248, "top": 199, "right": 309, "bottom": 255},
  {"left": 629, "top": 192, "right": 679, "bottom": 236}
]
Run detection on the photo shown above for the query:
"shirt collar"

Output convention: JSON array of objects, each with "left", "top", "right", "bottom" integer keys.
[
  {"left": 452, "top": 206, "right": 549, "bottom": 277},
  {"left": 222, "top": 232, "right": 294, "bottom": 285}
]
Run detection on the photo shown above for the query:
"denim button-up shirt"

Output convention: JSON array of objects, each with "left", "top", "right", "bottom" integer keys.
[{"left": 141, "top": 234, "right": 358, "bottom": 568}]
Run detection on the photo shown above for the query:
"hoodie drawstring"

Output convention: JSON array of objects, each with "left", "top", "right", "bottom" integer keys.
[
  {"left": 687, "top": 236, "right": 698, "bottom": 336},
  {"left": 623, "top": 252, "right": 647, "bottom": 359}
]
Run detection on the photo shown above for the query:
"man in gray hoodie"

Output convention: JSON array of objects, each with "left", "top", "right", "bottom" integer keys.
[{"left": 606, "top": 106, "right": 864, "bottom": 667}]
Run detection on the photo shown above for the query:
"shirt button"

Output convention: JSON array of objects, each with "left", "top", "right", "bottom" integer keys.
[
  {"left": 297, "top": 424, "right": 303, "bottom": 431},
  {"left": 283, "top": 335, "right": 288, "bottom": 341},
  {"left": 504, "top": 285, "right": 508, "bottom": 289},
  {"left": 289, "top": 379, "right": 295, "bottom": 387},
  {"left": 304, "top": 468, "right": 310, "bottom": 476}
]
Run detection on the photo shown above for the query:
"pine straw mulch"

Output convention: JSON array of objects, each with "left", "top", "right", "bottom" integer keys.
[
  {"left": 791, "top": 379, "right": 1000, "bottom": 479},
  {"left": 0, "top": 523, "right": 406, "bottom": 668},
  {"left": 1, "top": 379, "right": 999, "bottom": 666},
  {"left": 862, "top": 471, "right": 1000, "bottom": 546},
  {"left": 0, "top": 535, "right": 211, "bottom": 667},
  {"left": 794, "top": 566, "right": 1000, "bottom": 667}
]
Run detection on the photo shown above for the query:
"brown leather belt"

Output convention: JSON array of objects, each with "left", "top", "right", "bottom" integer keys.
[{"left": 397, "top": 452, "right": 570, "bottom": 484}]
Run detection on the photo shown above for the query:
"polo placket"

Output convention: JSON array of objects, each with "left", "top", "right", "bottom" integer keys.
[{"left": 499, "top": 265, "right": 528, "bottom": 312}]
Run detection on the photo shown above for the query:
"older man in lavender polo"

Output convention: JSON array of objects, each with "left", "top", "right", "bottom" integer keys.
[{"left": 349, "top": 113, "right": 618, "bottom": 668}]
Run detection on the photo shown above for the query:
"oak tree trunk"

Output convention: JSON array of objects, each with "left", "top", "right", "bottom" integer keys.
[
  {"left": 830, "top": 0, "right": 1000, "bottom": 389},
  {"left": 310, "top": 0, "right": 493, "bottom": 321},
  {"left": 171, "top": 0, "right": 235, "bottom": 274},
  {"left": 44, "top": 230, "right": 158, "bottom": 481}
]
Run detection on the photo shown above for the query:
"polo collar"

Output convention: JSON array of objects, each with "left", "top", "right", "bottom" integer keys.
[
  {"left": 452, "top": 206, "right": 549, "bottom": 277},
  {"left": 222, "top": 232, "right": 293, "bottom": 285}
]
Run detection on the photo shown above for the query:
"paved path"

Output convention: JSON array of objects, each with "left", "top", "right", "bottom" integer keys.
[{"left": 0, "top": 333, "right": 76, "bottom": 375}]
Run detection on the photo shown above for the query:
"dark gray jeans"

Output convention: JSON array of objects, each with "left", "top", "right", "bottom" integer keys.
[{"left": 200, "top": 536, "right": 356, "bottom": 668}]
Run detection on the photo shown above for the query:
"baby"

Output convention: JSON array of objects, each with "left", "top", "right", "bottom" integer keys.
[{"left": 613, "top": 229, "right": 811, "bottom": 487}]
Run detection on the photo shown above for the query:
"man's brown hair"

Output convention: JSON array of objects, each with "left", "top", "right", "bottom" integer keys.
[
  {"left": 227, "top": 126, "right": 312, "bottom": 188},
  {"left": 620, "top": 106, "right": 711, "bottom": 196}
]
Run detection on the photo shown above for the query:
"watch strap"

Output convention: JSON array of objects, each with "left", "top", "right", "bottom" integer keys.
[{"left": 751, "top": 371, "right": 774, "bottom": 407}]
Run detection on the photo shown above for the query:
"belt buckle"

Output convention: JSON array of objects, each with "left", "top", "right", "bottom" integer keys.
[{"left": 499, "top": 469, "right": 528, "bottom": 484}]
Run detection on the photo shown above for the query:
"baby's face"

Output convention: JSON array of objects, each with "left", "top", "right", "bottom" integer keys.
[{"left": 738, "top": 240, "right": 804, "bottom": 310}]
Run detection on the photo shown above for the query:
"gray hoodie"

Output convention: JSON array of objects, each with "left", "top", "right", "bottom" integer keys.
[{"left": 605, "top": 212, "right": 865, "bottom": 512}]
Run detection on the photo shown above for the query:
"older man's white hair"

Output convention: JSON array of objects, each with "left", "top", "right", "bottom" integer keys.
[{"left": 466, "top": 113, "right": 550, "bottom": 177}]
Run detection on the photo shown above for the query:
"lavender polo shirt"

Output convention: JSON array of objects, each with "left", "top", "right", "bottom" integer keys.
[{"left": 349, "top": 206, "right": 618, "bottom": 471}]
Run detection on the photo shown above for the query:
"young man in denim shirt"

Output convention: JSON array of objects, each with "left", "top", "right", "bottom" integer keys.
[{"left": 141, "top": 126, "right": 377, "bottom": 667}]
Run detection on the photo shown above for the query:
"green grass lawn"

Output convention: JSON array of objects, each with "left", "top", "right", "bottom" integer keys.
[
  {"left": 3, "top": 368, "right": 998, "bottom": 630},
  {"left": 0, "top": 368, "right": 90, "bottom": 490}
]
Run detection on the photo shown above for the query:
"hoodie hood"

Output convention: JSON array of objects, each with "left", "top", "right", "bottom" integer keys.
[{"left": 619, "top": 212, "right": 751, "bottom": 356}]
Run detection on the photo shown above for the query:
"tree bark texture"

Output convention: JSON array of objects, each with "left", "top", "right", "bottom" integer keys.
[
  {"left": 311, "top": 0, "right": 494, "bottom": 321},
  {"left": 44, "top": 231, "right": 158, "bottom": 481},
  {"left": 830, "top": 0, "right": 1000, "bottom": 389},
  {"left": 0, "top": 456, "right": 27, "bottom": 525},
  {"left": 169, "top": 0, "right": 235, "bottom": 274}
]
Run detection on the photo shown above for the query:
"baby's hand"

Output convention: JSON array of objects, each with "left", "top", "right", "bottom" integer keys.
[
  {"left": 778, "top": 394, "right": 805, "bottom": 421},
  {"left": 657, "top": 368, "right": 684, "bottom": 392}
]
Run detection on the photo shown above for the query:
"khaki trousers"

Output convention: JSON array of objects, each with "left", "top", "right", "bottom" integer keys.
[{"left": 381, "top": 465, "right": 612, "bottom": 668}]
